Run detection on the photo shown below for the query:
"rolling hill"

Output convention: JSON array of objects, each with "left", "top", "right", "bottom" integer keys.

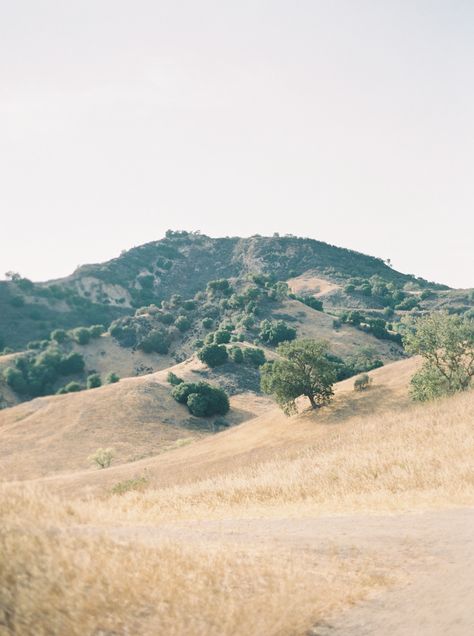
[{"left": 1, "top": 231, "right": 471, "bottom": 353}]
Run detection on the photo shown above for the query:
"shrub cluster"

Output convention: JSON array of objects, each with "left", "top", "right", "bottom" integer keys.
[
  {"left": 171, "top": 381, "right": 230, "bottom": 417},
  {"left": 259, "top": 319, "right": 296, "bottom": 346},
  {"left": 3, "top": 349, "right": 85, "bottom": 397}
]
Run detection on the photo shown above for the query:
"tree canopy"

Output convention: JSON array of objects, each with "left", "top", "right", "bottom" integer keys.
[
  {"left": 260, "top": 339, "right": 337, "bottom": 414},
  {"left": 402, "top": 312, "right": 474, "bottom": 400}
]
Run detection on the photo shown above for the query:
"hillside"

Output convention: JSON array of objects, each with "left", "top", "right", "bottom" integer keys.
[
  {"left": 0, "top": 360, "right": 272, "bottom": 481},
  {"left": 2, "top": 231, "right": 471, "bottom": 353},
  {"left": 2, "top": 356, "right": 474, "bottom": 636}
]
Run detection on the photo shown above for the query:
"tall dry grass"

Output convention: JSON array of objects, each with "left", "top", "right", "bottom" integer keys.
[
  {"left": 99, "top": 388, "right": 474, "bottom": 523},
  {"left": 0, "top": 487, "right": 385, "bottom": 636},
  {"left": 2, "top": 382, "right": 472, "bottom": 635}
]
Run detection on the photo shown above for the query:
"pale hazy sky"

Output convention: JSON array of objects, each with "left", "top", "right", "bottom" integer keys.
[{"left": 1, "top": 1, "right": 473, "bottom": 287}]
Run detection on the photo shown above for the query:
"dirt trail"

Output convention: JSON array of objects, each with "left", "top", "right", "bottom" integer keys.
[{"left": 90, "top": 507, "right": 474, "bottom": 635}]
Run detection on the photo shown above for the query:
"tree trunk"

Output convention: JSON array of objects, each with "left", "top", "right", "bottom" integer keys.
[{"left": 308, "top": 394, "right": 319, "bottom": 409}]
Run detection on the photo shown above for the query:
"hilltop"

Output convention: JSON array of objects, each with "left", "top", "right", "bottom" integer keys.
[{"left": 1, "top": 231, "right": 471, "bottom": 353}]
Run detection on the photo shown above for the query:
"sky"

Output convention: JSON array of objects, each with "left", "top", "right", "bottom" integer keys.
[{"left": 1, "top": 1, "right": 473, "bottom": 287}]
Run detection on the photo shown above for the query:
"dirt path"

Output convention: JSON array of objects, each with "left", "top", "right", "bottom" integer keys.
[{"left": 81, "top": 507, "right": 474, "bottom": 635}]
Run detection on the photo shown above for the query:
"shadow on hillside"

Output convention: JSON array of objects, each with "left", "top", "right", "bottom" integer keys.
[
  {"left": 302, "top": 384, "right": 410, "bottom": 425},
  {"left": 174, "top": 405, "right": 263, "bottom": 434}
]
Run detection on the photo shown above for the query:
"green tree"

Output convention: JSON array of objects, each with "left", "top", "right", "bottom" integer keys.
[
  {"left": 106, "top": 372, "right": 120, "bottom": 384},
  {"left": 260, "top": 339, "right": 337, "bottom": 414},
  {"left": 402, "top": 312, "right": 474, "bottom": 400}
]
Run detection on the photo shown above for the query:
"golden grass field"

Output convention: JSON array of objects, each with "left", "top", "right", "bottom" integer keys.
[{"left": 1, "top": 356, "right": 473, "bottom": 635}]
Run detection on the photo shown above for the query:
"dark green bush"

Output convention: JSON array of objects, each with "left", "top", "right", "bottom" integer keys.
[
  {"left": 87, "top": 373, "right": 102, "bottom": 389},
  {"left": 51, "top": 329, "right": 68, "bottom": 343},
  {"left": 64, "top": 381, "right": 83, "bottom": 393},
  {"left": 229, "top": 346, "right": 244, "bottom": 363},
  {"left": 71, "top": 327, "right": 91, "bottom": 345},
  {"left": 242, "top": 347, "right": 266, "bottom": 367},
  {"left": 158, "top": 312, "right": 175, "bottom": 325},
  {"left": 167, "top": 371, "right": 183, "bottom": 386},
  {"left": 197, "top": 344, "right": 229, "bottom": 367},
  {"left": 207, "top": 279, "right": 233, "bottom": 296},
  {"left": 138, "top": 329, "right": 169, "bottom": 354},
  {"left": 214, "top": 330, "right": 231, "bottom": 344},
  {"left": 259, "top": 320, "right": 296, "bottom": 346},
  {"left": 175, "top": 316, "right": 192, "bottom": 332},
  {"left": 106, "top": 372, "right": 120, "bottom": 384},
  {"left": 88, "top": 324, "right": 105, "bottom": 338},
  {"left": 171, "top": 381, "right": 230, "bottom": 417},
  {"left": 202, "top": 317, "right": 214, "bottom": 329},
  {"left": 59, "top": 352, "right": 85, "bottom": 375}
]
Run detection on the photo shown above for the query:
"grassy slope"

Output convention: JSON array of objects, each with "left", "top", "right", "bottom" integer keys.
[
  {"left": 2, "top": 356, "right": 474, "bottom": 635},
  {"left": 0, "top": 358, "right": 272, "bottom": 481}
]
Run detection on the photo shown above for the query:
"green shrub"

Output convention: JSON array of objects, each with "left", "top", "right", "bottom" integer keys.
[
  {"left": 111, "top": 477, "right": 148, "bottom": 495},
  {"left": 297, "top": 296, "right": 323, "bottom": 311},
  {"left": 175, "top": 316, "right": 192, "bottom": 332},
  {"left": 106, "top": 372, "right": 120, "bottom": 384},
  {"left": 71, "top": 327, "right": 91, "bottom": 345},
  {"left": 138, "top": 329, "right": 169, "bottom": 354},
  {"left": 64, "top": 381, "right": 83, "bottom": 393},
  {"left": 158, "top": 312, "right": 175, "bottom": 325},
  {"left": 59, "top": 352, "right": 85, "bottom": 375},
  {"left": 87, "top": 373, "right": 102, "bottom": 389},
  {"left": 242, "top": 347, "right": 266, "bottom": 367},
  {"left": 259, "top": 320, "right": 296, "bottom": 346},
  {"left": 50, "top": 329, "right": 68, "bottom": 343},
  {"left": 171, "top": 381, "right": 230, "bottom": 417},
  {"left": 229, "top": 346, "right": 244, "bottom": 363},
  {"left": 88, "top": 324, "right": 105, "bottom": 338},
  {"left": 214, "top": 330, "right": 231, "bottom": 344},
  {"left": 202, "top": 317, "right": 214, "bottom": 329},
  {"left": 3, "top": 367, "right": 28, "bottom": 394},
  {"left": 89, "top": 447, "right": 114, "bottom": 469},
  {"left": 167, "top": 371, "right": 183, "bottom": 386},
  {"left": 207, "top": 279, "right": 233, "bottom": 296},
  {"left": 197, "top": 344, "right": 229, "bottom": 367}
]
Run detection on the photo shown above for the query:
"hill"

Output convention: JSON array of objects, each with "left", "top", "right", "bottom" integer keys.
[
  {"left": 2, "top": 356, "right": 474, "bottom": 636},
  {"left": 2, "top": 231, "right": 471, "bottom": 353}
]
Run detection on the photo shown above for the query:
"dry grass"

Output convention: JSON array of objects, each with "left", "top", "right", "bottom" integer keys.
[
  {"left": 287, "top": 272, "right": 341, "bottom": 297},
  {"left": 1, "top": 358, "right": 473, "bottom": 635},
  {"left": 88, "top": 386, "right": 474, "bottom": 525},
  {"left": 0, "top": 487, "right": 387, "bottom": 636}
]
